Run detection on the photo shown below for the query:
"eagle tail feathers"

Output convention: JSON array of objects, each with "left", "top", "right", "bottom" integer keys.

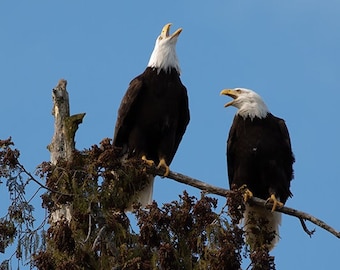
[
  {"left": 244, "top": 205, "right": 281, "bottom": 251},
  {"left": 126, "top": 175, "right": 154, "bottom": 212}
]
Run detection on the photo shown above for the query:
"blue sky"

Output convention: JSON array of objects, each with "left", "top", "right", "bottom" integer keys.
[{"left": 1, "top": 1, "right": 340, "bottom": 269}]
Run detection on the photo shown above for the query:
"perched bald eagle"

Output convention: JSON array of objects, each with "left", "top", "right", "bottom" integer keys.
[
  {"left": 220, "top": 88, "right": 294, "bottom": 251},
  {"left": 113, "top": 23, "right": 190, "bottom": 211}
]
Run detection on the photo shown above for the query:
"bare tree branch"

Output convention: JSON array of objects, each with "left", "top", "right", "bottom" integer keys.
[
  {"left": 299, "top": 218, "right": 315, "bottom": 237},
  {"left": 147, "top": 166, "right": 340, "bottom": 239}
]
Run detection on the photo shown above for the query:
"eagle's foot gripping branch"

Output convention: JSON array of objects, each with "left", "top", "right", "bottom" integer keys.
[
  {"left": 238, "top": 185, "right": 254, "bottom": 203},
  {"left": 265, "top": 194, "right": 284, "bottom": 212},
  {"left": 157, "top": 158, "right": 170, "bottom": 177},
  {"left": 142, "top": 155, "right": 155, "bottom": 167}
]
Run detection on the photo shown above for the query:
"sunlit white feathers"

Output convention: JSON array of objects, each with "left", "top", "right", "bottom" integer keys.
[
  {"left": 147, "top": 23, "right": 182, "bottom": 74},
  {"left": 228, "top": 88, "right": 269, "bottom": 120}
]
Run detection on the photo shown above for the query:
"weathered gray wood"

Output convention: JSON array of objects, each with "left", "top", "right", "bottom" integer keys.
[
  {"left": 47, "top": 79, "right": 85, "bottom": 223},
  {"left": 48, "top": 79, "right": 85, "bottom": 164}
]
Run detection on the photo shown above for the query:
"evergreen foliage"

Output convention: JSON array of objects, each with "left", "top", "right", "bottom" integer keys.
[{"left": 1, "top": 137, "right": 276, "bottom": 270}]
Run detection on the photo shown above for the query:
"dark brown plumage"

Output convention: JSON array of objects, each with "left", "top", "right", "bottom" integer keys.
[
  {"left": 227, "top": 113, "right": 294, "bottom": 204},
  {"left": 221, "top": 88, "right": 295, "bottom": 250},
  {"left": 113, "top": 67, "right": 190, "bottom": 167},
  {"left": 113, "top": 24, "right": 189, "bottom": 210}
]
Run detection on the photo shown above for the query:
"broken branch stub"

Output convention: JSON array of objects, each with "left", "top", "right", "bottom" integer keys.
[{"left": 48, "top": 79, "right": 85, "bottom": 164}]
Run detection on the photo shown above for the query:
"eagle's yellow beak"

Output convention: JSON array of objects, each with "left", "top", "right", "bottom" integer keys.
[
  {"left": 220, "top": 89, "right": 239, "bottom": 108},
  {"left": 160, "top": 23, "right": 182, "bottom": 40}
]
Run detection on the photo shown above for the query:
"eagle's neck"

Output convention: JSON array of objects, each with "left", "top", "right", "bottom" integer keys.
[
  {"left": 237, "top": 102, "right": 269, "bottom": 121},
  {"left": 147, "top": 43, "right": 180, "bottom": 74}
]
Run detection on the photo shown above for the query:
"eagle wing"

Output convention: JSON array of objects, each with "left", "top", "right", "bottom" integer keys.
[
  {"left": 226, "top": 116, "right": 239, "bottom": 188},
  {"left": 277, "top": 118, "right": 293, "bottom": 152},
  {"left": 113, "top": 77, "right": 144, "bottom": 148},
  {"left": 277, "top": 117, "right": 295, "bottom": 180},
  {"left": 168, "top": 85, "right": 190, "bottom": 164}
]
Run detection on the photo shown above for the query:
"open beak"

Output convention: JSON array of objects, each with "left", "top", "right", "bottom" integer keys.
[
  {"left": 220, "top": 89, "right": 239, "bottom": 108},
  {"left": 160, "top": 23, "right": 182, "bottom": 40}
]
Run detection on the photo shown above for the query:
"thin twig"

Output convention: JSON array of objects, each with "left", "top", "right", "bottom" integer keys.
[
  {"left": 83, "top": 214, "right": 92, "bottom": 243},
  {"left": 17, "top": 162, "right": 71, "bottom": 196},
  {"left": 147, "top": 166, "right": 340, "bottom": 239},
  {"left": 92, "top": 225, "right": 106, "bottom": 251},
  {"left": 299, "top": 218, "right": 315, "bottom": 237}
]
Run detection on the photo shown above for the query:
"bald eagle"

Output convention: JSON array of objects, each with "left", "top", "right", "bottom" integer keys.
[
  {"left": 220, "top": 88, "right": 294, "bottom": 251},
  {"left": 113, "top": 23, "right": 190, "bottom": 211}
]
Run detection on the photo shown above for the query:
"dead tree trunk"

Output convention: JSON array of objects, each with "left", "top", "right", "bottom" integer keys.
[{"left": 47, "top": 79, "right": 85, "bottom": 223}]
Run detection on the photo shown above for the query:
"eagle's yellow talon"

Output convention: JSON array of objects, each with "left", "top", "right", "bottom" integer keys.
[
  {"left": 238, "top": 185, "right": 253, "bottom": 203},
  {"left": 243, "top": 189, "right": 253, "bottom": 203},
  {"left": 265, "top": 194, "right": 284, "bottom": 212},
  {"left": 142, "top": 155, "right": 155, "bottom": 167},
  {"left": 157, "top": 158, "right": 170, "bottom": 177}
]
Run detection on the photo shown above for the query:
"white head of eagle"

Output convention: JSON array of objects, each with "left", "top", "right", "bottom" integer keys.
[
  {"left": 220, "top": 88, "right": 269, "bottom": 120},
  {"left": 147, "top": 23, "right": 182, "bottom": 74}
]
